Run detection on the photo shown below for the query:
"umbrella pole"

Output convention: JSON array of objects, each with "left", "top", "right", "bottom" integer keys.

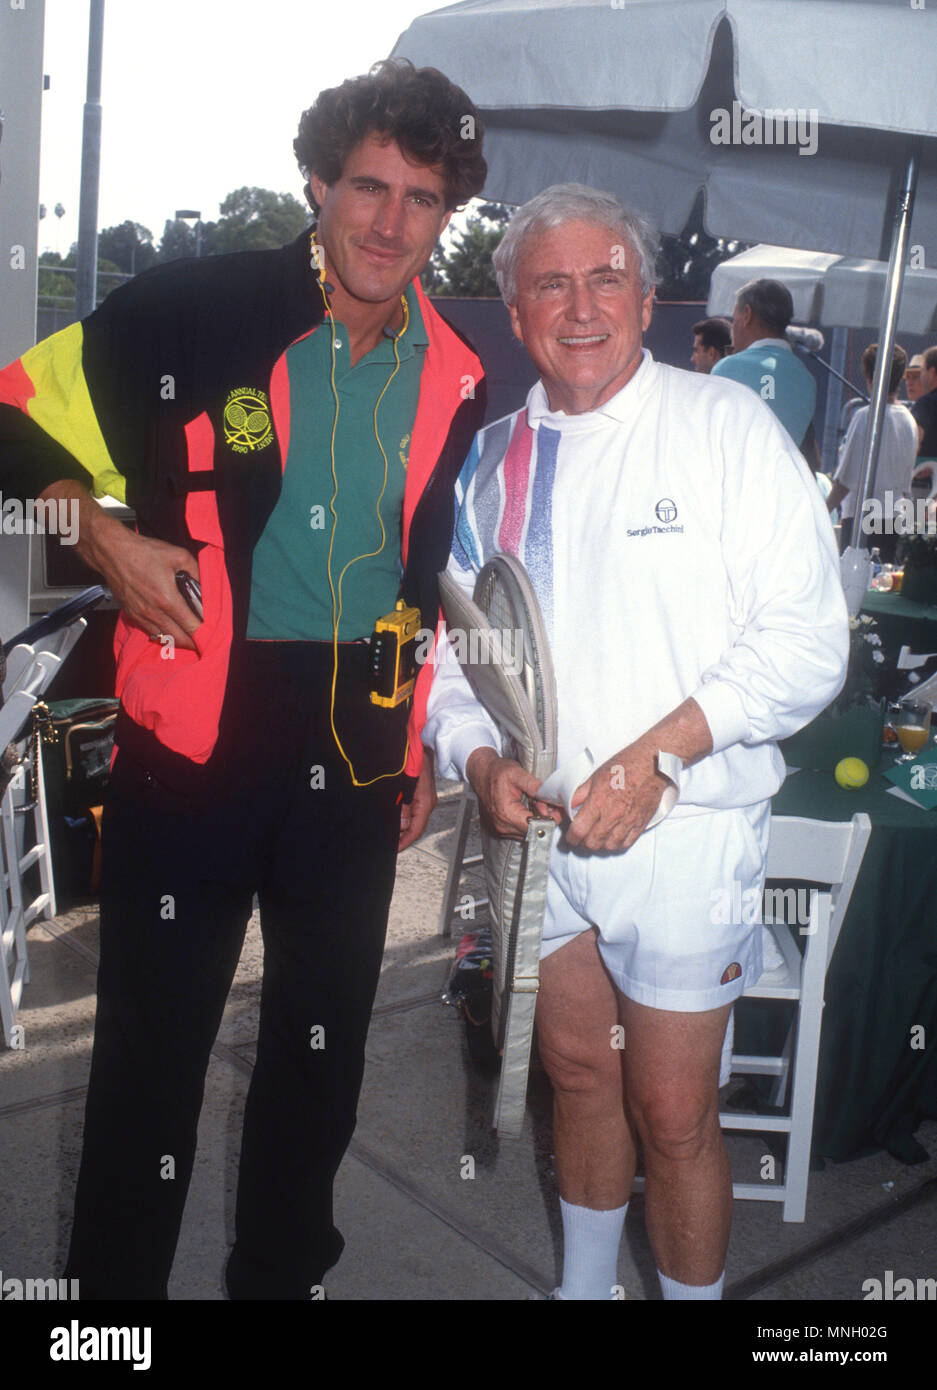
[{"left": 852, "top": 146, "right": 920, "bottom": 549}]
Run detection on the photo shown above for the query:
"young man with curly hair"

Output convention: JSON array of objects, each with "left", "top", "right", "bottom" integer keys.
[{"left": 0, "top": 59, "right": 486, "bottom": 1300}]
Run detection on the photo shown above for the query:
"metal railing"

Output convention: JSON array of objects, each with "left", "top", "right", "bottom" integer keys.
[{"left": 36, "top": 264, "right": 133, "bottom": 309}]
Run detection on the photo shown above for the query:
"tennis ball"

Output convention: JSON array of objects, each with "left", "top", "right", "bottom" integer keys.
[{"left": 834, "top": 757, "right": 869, "bottom": 789}]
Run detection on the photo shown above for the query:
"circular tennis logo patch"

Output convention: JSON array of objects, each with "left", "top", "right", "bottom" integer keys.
[
  {"left": 224, "top": 388, "right": 273, "bottom": 453},
  {"left": 720, "top": 962, "right": 742, "bottom": 985}
]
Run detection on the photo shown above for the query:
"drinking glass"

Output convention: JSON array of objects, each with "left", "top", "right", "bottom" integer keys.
[{"left": 894, "top": 700, "right": 932, "bottom": 763}]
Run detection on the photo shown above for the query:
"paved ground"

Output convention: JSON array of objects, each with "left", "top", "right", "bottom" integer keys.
[{"left": 2, "top": 778, "right": 935, "bottom": 1313}]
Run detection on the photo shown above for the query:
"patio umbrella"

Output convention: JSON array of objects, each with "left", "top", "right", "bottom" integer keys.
[{"left": 393, "top": 0, "right": 937, "bottom": 543}]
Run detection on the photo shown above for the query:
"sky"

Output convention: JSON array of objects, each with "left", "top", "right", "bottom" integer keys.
[{"left": 38, "top": 0, "right": 447, "bottom": 255}]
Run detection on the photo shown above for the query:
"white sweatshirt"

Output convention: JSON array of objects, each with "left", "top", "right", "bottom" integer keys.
[{"left": 423, "top": 350, "right": 849, "bottom": 816}]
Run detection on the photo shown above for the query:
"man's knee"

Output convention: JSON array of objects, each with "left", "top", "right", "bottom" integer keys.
[
  {"left": 538, "top": 1034, "right": 622, "bottom": 1098},
  {"left": 629, "top": 1087, "right": 720, "bottom": 1163}
]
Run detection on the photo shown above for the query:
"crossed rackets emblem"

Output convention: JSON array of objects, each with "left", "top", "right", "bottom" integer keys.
[{"left": 223, "top": 388, "right": 273, "bottom": 453}]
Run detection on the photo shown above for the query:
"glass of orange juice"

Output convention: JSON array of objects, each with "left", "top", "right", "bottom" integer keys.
[{"left": 895, "top": 700, "right": 932, "bottom": 763}]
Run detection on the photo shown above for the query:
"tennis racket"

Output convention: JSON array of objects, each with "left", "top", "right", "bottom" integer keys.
[{"left": 439, "top": 553, "right": 558, "bottom": 1135}]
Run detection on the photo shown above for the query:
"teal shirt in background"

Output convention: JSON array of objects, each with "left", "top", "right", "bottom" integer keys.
[
  {"left": 247, "top": 283, "right": 427, "bottom": 640},
  {"left": 711, "top": 337, "right": 817, "bottom": 446}
]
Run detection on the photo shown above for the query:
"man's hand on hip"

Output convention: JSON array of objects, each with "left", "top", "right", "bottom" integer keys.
[
  {"left": 39, "top": 481, "right": 202, "bottom": 651},
  {"left": 466, "top": 746, "right": 546, "bottom": 839}
]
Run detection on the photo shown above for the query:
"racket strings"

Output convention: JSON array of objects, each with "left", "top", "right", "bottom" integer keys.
[{"left": 477, "top": 572, "right": 549, "bottom": 752}]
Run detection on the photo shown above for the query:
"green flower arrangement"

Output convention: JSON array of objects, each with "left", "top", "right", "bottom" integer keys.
[{"left": 829, "top": 614, "right": 885, "bottom": 716}]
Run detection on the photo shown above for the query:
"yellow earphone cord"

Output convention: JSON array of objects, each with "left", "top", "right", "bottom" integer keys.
[{"left": 316, "top": 251, "right": 412, "bottom": 788}]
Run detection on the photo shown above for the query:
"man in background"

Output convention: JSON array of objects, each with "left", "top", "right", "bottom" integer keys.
[
  {"left": 690, "top": 316, "right": 732, "bottom": 373},
  {"left": 712, "top": 278, "right": 817, "bottom": 451},
  {"left": 904, "top": 352, "right": 926, "bottom": 404},
  {"left": 827, "top": 343, "right": 918, "bottom": 559},
  {"left": 911, "top": 346, "right": 937, "bottom": 458}
]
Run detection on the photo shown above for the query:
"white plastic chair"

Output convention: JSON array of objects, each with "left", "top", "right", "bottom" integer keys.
[
  {"left": 2, "top": 621, "right": 85, "bottom": 701},
  {"left": 437, "top": 790, "right": 488, "bottom": 935},
  {"left": 0, "top": 628, "right": 87, "bottom": 1047},
  {"left": 719, "top": 812, "right": 871, "bottom": 1221}
]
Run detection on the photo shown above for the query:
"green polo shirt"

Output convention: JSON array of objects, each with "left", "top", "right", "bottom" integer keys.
[{"left": 246, "top": 282, "right": 427, "bottom": 640}]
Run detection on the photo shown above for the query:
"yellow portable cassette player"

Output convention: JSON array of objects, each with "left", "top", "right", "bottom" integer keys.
[{"left": 369, "top": 601, "right": 422, "bottom": 708}]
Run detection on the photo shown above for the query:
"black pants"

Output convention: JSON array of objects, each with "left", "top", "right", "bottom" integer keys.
[{"left": 64, "top": 640, "right": 408, "bottom": 1299}]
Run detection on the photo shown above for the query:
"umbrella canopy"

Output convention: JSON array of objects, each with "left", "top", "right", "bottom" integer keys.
[
  {"left": 394, "top": 0, "right": 937, "bottom": 257},
  {"left": 394, "top": 0, "right": 937, "bottom": 545},
  {"left": 708, "top": 245, "right": 937, "bottom": 334}
]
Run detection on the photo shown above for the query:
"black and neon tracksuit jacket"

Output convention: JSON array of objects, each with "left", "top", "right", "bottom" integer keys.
[{"left": 0, "top": 229, "right": 486, "bottom": 792}]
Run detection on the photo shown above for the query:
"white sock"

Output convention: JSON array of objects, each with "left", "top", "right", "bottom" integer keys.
[
  {"left": 558, "top": 1198, "right": 628, "bottom": 1301},
  {"left": 658, "top": 1269, "right": 725, "bottom": 1301}
]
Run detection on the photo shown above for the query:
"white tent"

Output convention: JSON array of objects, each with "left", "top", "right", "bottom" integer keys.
[{"left": 708, "top": 246, "right": 937, "bottom": 335}]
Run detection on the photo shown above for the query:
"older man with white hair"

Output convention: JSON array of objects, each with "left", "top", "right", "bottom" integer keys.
[{"left": 423, "top": 184, "right": 848, "bottom": 1301}]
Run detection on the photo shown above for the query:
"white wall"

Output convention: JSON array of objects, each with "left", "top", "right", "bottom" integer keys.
[{"left": 0, "top": 0, "right": 46, "bottom": 642}]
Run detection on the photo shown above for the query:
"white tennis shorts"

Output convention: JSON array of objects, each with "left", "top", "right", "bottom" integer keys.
[{"left": 541, "top": 802, "right": 771, "bottom": 1012}]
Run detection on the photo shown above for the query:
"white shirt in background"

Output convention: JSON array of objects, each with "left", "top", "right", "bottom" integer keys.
[{"left": 833, "top": 401, "right": 918, "bottom": 520}]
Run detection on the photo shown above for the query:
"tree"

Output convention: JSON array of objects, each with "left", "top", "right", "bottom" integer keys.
[
  {"left": 37, "top": 251, "right": 74, "bottom": 307},
  {"left": 157, "top": 188, "right": 310, "bottom": 262},
  {"left": 656, "top": 194, "right": 750, "bottom": 301},
  {"left": 423, "top": 193, "right": 749, "bottom": 303},
  {"left": 211, "top": 187, "right": 311, "bottom": 254},
  {"left": 98, "top": 221, "right": 158, "bottom": 276},
  {"left": 158, "top": 217, "right": 217, "bottom": 263},
  {"left": 425, "top": 204, "right": 508, "bottom": 297},
  {"left": 475, "top": 201, "right": 511, "bottom": 227},
  {"left": 37, "top": 248, "right": 128, "bottom": 309}
]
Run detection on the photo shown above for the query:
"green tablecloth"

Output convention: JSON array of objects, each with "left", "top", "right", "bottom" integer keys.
[
  {"left": 862, "top": 590, "right": 937, "bottom": 624},
  {"left": 770, "top": 759, "right": 937, "bottom": 1163},
  {"left": 861, "top": 590, "right": 937, "bottom": 685},
  {"left": 856, "top": 589, "right": 937, "bottom": 703}
]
